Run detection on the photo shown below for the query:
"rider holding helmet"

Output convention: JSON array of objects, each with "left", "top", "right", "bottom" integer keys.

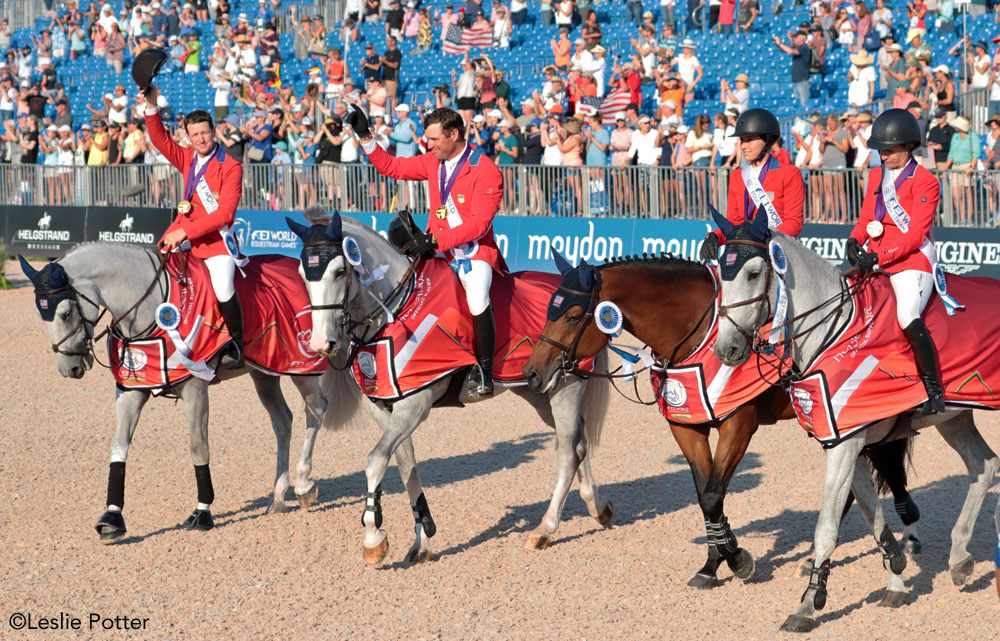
[
  {"left": 700, "top": 107, "right": 805, "bottom": 261},
  {"left": 846, "top": 108, "right": 945, "bottom": 415},
  {"left": 348, "top": 106, "right": 504, "bottom": 398}
]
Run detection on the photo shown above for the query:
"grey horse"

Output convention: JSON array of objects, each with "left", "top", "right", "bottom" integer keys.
[
  {"left": 289, "top": 213, "right": 613, "bottom": 564},
  {"left": 19, "top": 243, "right": 370, "bottom": 542},
  {"left": 712, "top": 214, "right": 999, "bottom": 631}
]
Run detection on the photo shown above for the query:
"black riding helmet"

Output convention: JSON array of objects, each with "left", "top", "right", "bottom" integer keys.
[
  {"left": 388, "top": 210, "right": 420, "bottom": 252},
  {"left": 867, "top": 108, "right": 922, "bottom": 150},
  {"left": 731, "top": 108, "right": 781, "bottom": 142},
  {"left": 131, "top": 48, "right": 169, "bottom": 92}
]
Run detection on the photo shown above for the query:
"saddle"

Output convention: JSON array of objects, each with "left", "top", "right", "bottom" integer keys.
[{"left": 109, "top": 253, "right": 327, "bottom": 391}]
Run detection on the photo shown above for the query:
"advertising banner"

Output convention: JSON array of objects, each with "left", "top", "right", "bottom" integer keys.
[
  {"left": 85, "top": 206, "right": 173, "bottom": 246},
  {"left": 4, "top": 206, "right": 87, "bottom": 256}
]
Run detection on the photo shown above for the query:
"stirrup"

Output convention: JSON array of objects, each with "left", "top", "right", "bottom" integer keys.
[
  {"left": 220, "top": 341, "right": 244, "bottom": 370},
  {"left": 917, "top": 395, "right": 946, "bottom": 416},
  {"left": 465, "top": 363, "right": 494, "bottom": 397}
]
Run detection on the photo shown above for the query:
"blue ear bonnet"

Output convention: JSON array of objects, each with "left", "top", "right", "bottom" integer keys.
[
  {"left": 22, "top": 259, "right": 73, "bottom": 322},
  {"left": 712, "top": 205, "right": 770, "bottom": 281},
  {"left": 287, "top": 215, "right": 344, "bottom": 282},
  {"left": 547, "top": 252, "right": 597, "bottom": 321}
]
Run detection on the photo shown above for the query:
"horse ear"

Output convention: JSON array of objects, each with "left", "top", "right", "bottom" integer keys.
[
  {"left": 749, "top": 207, "right": 770, "bottom": 241},
  {"left": 552, "top": 249, "right": 572, "bottom": 276},
  {"left": 18, "top": 255, "right": 38, "bottom": 281},
  {"left": 709, "top": 204, "right": 735, "bottom": 239},
  {"left": 578, "top": 262, "right": 594, "bottom": 290},
  {"left": 326, "top": 211, "right": 343, "bottom": 240},
  {"left": 286, "top": 217, "right": 310, "bottom": 239}
]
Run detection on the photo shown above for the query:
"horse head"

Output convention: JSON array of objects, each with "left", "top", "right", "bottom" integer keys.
[
  {"left": 713, "top": 208, "right": 773, "bottom": 366},
  {"left": 524, "top": 250, "right": 604, "bottom": 393},
  {"left": 288, "top": 211, "right": 350, "bottom": 357},
  {"left": 19, "top": 255, "right": 94, "bottom": 378}
]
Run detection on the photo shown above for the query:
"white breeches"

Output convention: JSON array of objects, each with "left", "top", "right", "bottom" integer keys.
[
  {"left": 458, "top": 259, "right": 492, "bottom": 316},
  {"left": 889, "top": 270, "right": 934, "bottom": 328},
  {"left": 204, "top": 254, "right": 236, "bottom": 301}
]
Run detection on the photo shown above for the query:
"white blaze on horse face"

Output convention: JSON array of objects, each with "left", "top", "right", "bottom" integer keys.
[
  {"left": 715, "top": 255, "right": 768, "bottom": 367},
  {"left": 305, "top": 255, "right": 350, "bottom": 356}
]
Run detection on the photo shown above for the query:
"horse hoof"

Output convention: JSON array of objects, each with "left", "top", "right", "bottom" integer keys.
[
  {"left": 904, "top": 536, "right": 921, "bottom": 555},
  {"left": 524, "top": 533, "right": 551, "bottom": 550},
  {"left": 266, "top": 500, "right": 290, "bottom": 515},
  {"left": 404, "top": 548, "right": 435, "bottom": 564},
  {"left": 596, "top": 501, "right": 614, "bottom": 527},
  {"left": 182, "top": 509, "right": 213, "bottom": 531},
  {"left": 878, "top": 590, "right": 910, "bottom": 608},
  {"left": 95, "top": 510, "right": 126, "bottom": 543},
  {"left": 295, "top": 483, "right": 319, "bottom": 509},
  {"left": 950, "top": 554, "right": 975, "bottom": 586},
  {"left": 363, "top": 536, "right": 389, "bottom": 565},
  {"left": 687, "top": 573, "right": 719, "bottom": 590},
  {"left": 733, "top": 548, "right": 755, "bottom": 580},
  {"left": 780, "top": 615, "right": 815, "bottom": 633}
]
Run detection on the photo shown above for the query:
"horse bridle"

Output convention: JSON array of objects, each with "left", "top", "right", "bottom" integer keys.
[
  {"left": 715, "top": 239, "right": 773, "bottom": 347},
  {"left": 538, "top": 269, "right": 603, "bottom": 376}
]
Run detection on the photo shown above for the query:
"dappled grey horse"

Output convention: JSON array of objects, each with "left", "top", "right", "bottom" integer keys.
[
  {"left": 713, "top": 212, "right": 999, "bottom": 631},
  {"left": 290, "top": 212, "right": 613, "bottom": 564},
  {"left": 19, "top": 243, "right": 362, "bottom": 542}
]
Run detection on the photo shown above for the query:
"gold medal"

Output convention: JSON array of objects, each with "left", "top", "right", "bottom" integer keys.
[
  {"left": 177, "top": 200, "right": 192, "bottom": 215},
  {"left": 435, "top": 205, "right": 448, "bottom": 220},
  {"left": 867, "top": 220, "right": 884, "bottom": 239}
]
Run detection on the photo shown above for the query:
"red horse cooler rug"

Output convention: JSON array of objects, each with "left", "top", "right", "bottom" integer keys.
[
  {"left": 649, "top": 266, "right": 783, "bottom": 424},
  {"left": 352, "top": 259, "right": 566, "bottom": 400},
  {"left": 789, "top": 273, "right": 1000, "bottom": 445},
  {"left": 108, "top": 254, "right": 327, "bottom": 390}
]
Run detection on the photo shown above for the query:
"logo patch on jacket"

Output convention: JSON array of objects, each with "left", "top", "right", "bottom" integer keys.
[{"left": 458, "top": 194, "right": 465, "bottom": 204}]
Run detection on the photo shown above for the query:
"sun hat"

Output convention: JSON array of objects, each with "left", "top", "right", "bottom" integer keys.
[
  {"left": 933, "top": 64, "right": 951, "bottom": 75},
  {"left": 850, "top": 51, "right": 874, "bottom": 66},
  {"left": 953, "top": 116, "right": 970, "bottom": 133},
  {"left": 856, "top": 111, "right": 873, "bottom": 123},
  {"left": 472, "top": 114, "right": 485, "bottom": 123},
  {"left": 613, "top": 111, "right": 626, "bottom": 121},
  {"left": 734, "top": 73, "right": 749, "bottom": 83},
  {"left": 680, "top": 38, "right": 696, "bottom": 49},
  {"left": 886, "top": 43, "right": 903, "bottom": 53}
]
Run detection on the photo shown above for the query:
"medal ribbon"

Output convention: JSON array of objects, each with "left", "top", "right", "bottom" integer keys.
[
  {"left": 874, "top": 159, "right": 917, "bottom": 232},
  {"left": 184, "top": 144, "right": 224, "bottom": 203},
  {"left": 438, "top": 144, "right": 473, "bottom": 210},
  {"left": 742, "top": 157, "right": 782, "bottom": 228}
]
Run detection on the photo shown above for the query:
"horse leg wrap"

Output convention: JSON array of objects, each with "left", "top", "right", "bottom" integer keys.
[
  {"left": 894, "top": 495, "right": 920, "bottom": 527},
  {"left": 412, "top": 493, "right": 436, "bottom": 538},
  {"left": 705, "top": 516, "right": 739, "bottom": 556},
  {"left": 801, "top": 559, "right": 831, "bottom": 611},
  {"left": 878, "top": 524, "right": 907, "bottom": 574},
  {"left": 107, "top": 462, "right": 126, "bottom": 509},
  {"left": 361, "top": 484, "right": 383, "bottom": 529},
  {"left": 194, "top": 465, "right": 214, "bottom": 506}
]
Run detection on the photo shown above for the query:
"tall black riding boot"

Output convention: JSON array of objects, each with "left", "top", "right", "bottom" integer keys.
[
  {"left": 902, "top": 319, "right": 946, "bottom": 416},
  {"left": 218, "top": 293, "right": 245, "bottom": 370},
  {"left": 469, "top": 306, "right": 496, "bottom": 397}
]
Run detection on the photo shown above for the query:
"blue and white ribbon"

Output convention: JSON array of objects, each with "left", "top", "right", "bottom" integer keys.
[
  {"left": 449, "top": 257, "right": 473, "bottom": 275},
  {"left": 155, "top": 302, "right": 214, "bottom": 380},
  {"left": 933, "top": 264, "right": 964, "bottom": 316},
  {"left": 595, "top": 301, "right": 624, "bottom": 337},
  {"left": 768, "top": 240, "right": 788, "bottom": 345},
  {"left": 607, "top": 343, "right": 656, "bottom": 382}
]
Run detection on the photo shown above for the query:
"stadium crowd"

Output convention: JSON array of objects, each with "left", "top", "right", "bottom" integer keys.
[{"left": 2, "top": 0, "right": 1000, "bottom": 219}]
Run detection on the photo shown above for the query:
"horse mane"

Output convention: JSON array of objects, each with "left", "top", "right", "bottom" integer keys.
[
  {"left": 598, "top": 251, "right": 708, "bottom": 276},
  {"left": 63, "top": 241, "right": 156, "bottom": 261}
]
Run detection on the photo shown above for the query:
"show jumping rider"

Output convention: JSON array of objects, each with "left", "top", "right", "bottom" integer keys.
[{"left": 347, "top": 106, "right": 504, "bottom": 398}]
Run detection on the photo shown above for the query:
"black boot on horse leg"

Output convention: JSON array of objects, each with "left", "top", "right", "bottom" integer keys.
[
  {"left": 95, "top": 461, "right": 128, "bottom": 543},
  {"left": 902, "top": 319, "right": 945, "bottom": 415},
  {"left": 467, "top": 306, "right": 496, "bottom": 398},
  {"left": 183, "top": 464, "right": 215, "bottom": 530},
  {"left": 219, "top": 293, "right": 245, "bottom": 370}
]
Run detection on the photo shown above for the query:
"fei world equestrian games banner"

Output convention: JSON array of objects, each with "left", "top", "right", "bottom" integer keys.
[{"left": 4, "top": 206, "right": 1000, "bottom": 278}]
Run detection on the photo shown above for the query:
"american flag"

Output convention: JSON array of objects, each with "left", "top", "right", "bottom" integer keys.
[
  {"left": 442, "top": 24, "right": 494, "bottom": 55},
  {"left": 598, "top": 89, "right": 632, "bottom": 126}
]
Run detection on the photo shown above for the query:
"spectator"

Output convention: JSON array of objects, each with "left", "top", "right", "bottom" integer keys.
[
  {"left": 243, "top": 109, "right": 274, "bottom": 162},
  {"left": 926, "top": 108, "right": 954, "bottom": 170},
  {"left": 984, "top": 113, "right": 1000, "bottom": 171},
  {"left": 737, "top": 0, "right": 759, "bottom": 33},
  {"left": 182, "top": 30, "right": 201, "bottom": 73},
  {"left": 711, "top": 111, "right": 737, "bottom": 167},
  {"left": 87, "top": 120, "right": 109, "bottom": 165},
  {"left": 364, "top": 0, "right": 381, "bottom": 23},
  {"left": 930, "top": 65, "right": 956, "bottom": 117},
  {"left": 380, "top": 37, "right": 402, "bottom": 108},
  {"left": 452, "top": 56, "right": 477, "bottom": 124},
  {"left": 54, "top": 100, "right": 73, "bottom": 128},
  {"left": 582, "top": 11, "right": 602, "bottom": 49},
  {"left": 293, "top": 14, "right": 310, "bottom": 60},
  {"left": 539, "top": 0, "right": 554, "bottom": 27},
  {"left": 122, "top": 119, "right": 146, "bottom": 164},
  {"left": 672, "top": 39, "right": 703, "bottom": 104},
  {"left": 685, "top": 114, "right": 712, "bottom": 167},
  {"left": 218, "top": 116, "right": 247, "bottom": 162},
  {"left": 271, "top": 140, "right": 291, "bottom": 164},
  {"left": 610, "top": 59, "right": 642, "bottom": 107},
  {"left": 308, "top": 16, "right": 326, "bottom": 59},
  {"left": 106, "top": 121, "right": 122, "bottom": 166},
  {"left": 989, "top": 58, "right": 1000, "bottom": 118},
  {"left": 583, "top": 109, "right": 609, "bottom": 166},
  {"left": 659, "top": 73, "right": 685, "bottom": 117},
  {"left": 718, "top": 0, "right": 736, "bottom": 35},
  {"left": 853, "top": 2, "right": 872, "bottom": 53},
  {"left": 627, "top": 0, "right": 643, "bottom": 24},
  {"left": 943, "top": 116, "right": 979, "bottom": 222},
  {"left": 0, "top": 18, "right": 10, "bottom": 51},
  {"left": 362, "top": 42, "right": 381, "bottom": 90},
  {"left": 774, "top": 30, "right": 812, "bottom": 107},
  {"left": 720, "top": 72, "right": 749, "bottom": 113},
  {"left": 69, "top": 19, "right": 88, "bottom": 60},
  {"left": 389, "top": 103, "right": 418, "bottom": 156},
  {"left": 633, "top": 26, "right": 658, "bottom": 79},
  {"left": 415, "top": 9, "right": 432, "bottom": 54},
  {"left": 367, "top": 78, "right": 389, "bottom": 117},
  {"left": 936, "top": 0, "right": 955, "bottom": 34},
  {"left": 847, "top": 51, "right": 876, "bottom": 107},
  {"left": 555, "top": 0, "right": 575, "bottom": 29},
  {"left": 872, "top": 0, "right": 893, "bottom": 38},
  {"left": 436, "top": 4, "right": 460, "bottom": 40},
  {"left": 969, "top": 40, "right": 991, "bottom": 90},
  {"left": 106, "top": 22, "right": 126, "bottom": 73},
  {"left": 402, "top": 2, "right": 420, "bottom": 40},
  {"left": 881, "top": 42, "right": 906, "bottom": 90},
  {"left": 496, "top": 118, "right": 518, "bottom": 163},
  {"left": 385, "top": 0, "right": 405, "bottom": 39},
  {"left": 892, "top": 81, "right": 916, "bottom": 109},
  {"left": 210, "top": 70, "right": 232, "bottom": 119},
  {"left": 850, "top": 109, "right": 875, "bottom": 170},
  {"left": 906, "top": 0, "right": 927, "bottom": 44},
  {"left": 492, "top": 6, "right": 510, "bottom": 48},
  {"left": 551, "top": 27, "right": 571, "bottom": 71},
  {"left": 166, "top": 3, "right": 181, "bottom": 38}
]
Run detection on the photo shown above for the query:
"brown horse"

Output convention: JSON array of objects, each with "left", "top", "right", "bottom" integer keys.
[{"left": 523, "top": 253, "right": 919, "bottom": 588}]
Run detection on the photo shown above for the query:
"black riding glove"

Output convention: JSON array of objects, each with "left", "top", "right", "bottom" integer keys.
[
  {"left": 410, "top": 230, "right": 438, "bottom": 258},
  {"left": 699, "top": 232, "right": 720, "bottom": 263},
  {"left": 845, "top": 237, "right": 878, "bottom": 273},
  {"left": 346, "top": 106, "right": 371, "bottom": 140}
]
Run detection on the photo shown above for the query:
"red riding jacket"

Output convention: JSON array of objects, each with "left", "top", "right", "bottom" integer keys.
[{"left": 713, "top": 156, "right": 805, "bottom": 243}]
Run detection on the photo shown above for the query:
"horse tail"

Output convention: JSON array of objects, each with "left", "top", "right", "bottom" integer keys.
[
  {"left": 864, "top": 436, "right": 914, "bottom": 497},
  {"left": 581, "top": 348, "right": 610, "bottom": 452},
  {"left": 319, "top": 364, "right": 373, "bottom": 431}
]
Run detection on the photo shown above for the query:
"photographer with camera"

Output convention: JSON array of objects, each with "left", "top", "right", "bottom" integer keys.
[{"left": 773, "top": 30, "right": 812, "bottom": 107}]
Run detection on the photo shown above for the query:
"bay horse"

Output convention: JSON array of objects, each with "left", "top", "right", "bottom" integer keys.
[
  {"left": 713, "top": 211, "right": 999, "bottom": 630},
  {"left": 18, "top": 243, "right": 374, "bottom": 542},
  {"left": 290, "top": 212, "right": 612, "bottom": 565},
  {"left": 522, "top": 250, "right": 922, "bottom": 590}
]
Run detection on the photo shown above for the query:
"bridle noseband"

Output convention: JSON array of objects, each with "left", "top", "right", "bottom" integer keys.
[
  {"left": 716, "top": 239, "right": 773, "bottom": 347},
  {"left": 39, "top": 283, "right": 104, "bottom": 360}
]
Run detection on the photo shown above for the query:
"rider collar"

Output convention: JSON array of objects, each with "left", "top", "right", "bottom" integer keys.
[
  {"left": 547, "top": 252, "right": 597, "bottom": 321},
  {"left": 21, "top": 257, "right": 74, "bottom": 322}
]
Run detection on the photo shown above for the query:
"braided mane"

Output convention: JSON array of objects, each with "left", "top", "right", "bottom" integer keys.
[{"left": 598, "top": 252, "right": 705, "bottom": 272}]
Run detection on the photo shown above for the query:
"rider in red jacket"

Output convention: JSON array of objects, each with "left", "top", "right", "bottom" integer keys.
[
  {"left": 349, "top": 107, "right": 504, "bottom": 397},
  {"left": 142, "top": 84, "right": 247, "bottom": 369},
  {"left": 846, "top": 108, "right": 945, "bottom": 415},
  {"left": 701, "top": 108, "right": 805, "bottom": 261}
]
